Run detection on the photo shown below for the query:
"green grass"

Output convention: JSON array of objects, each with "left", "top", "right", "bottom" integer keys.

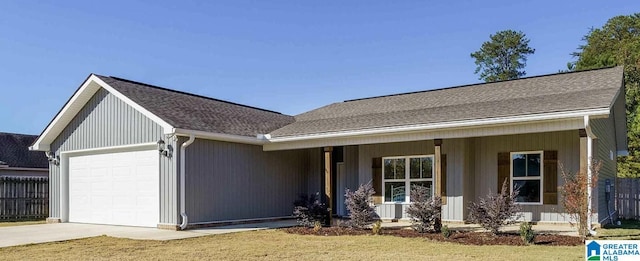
[
  {"left": 0, "top": 220, "right": 46, "bottom": 227},
  {"left": 0, "top": 230, "right": 585, "bottom": 260},
  {"left": 594, "top": 220, "right": 640, "bottom": 240}
]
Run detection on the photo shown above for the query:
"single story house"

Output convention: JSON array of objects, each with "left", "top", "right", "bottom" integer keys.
[
  {"left": 30, "top": 66, "right": 626, "bottom": 229},
  {"left": 0, "top": 132, "right": 48, "bottom": 177}
]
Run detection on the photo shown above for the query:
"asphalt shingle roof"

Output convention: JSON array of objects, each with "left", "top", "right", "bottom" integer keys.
[
  {"left": 96, "top": 76, "right": 295, "bottom": 137},
  {"left": 269, "top": 66, "right": 624, "bottom": 138},
  {"left": 0, "top": 132, "right": 48, "bottom": 168}
]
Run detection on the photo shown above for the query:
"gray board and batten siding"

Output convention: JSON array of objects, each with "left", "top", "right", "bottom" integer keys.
[
  {"left": 354, "top": 131, "right": 582, "bottom": 223},
  {"left": 48, "top": 88, "right": 179, "bottom": 224},
  {"left": 47, "top": 87, "right": 321, "bottom": 226},
  {"left": 183, "top": 138, "right": 316, "bottom": 224}
]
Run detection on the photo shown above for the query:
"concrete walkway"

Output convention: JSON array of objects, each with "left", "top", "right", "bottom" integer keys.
[{"left": 0, "top": 220, "right": 298, "bottom": 248}]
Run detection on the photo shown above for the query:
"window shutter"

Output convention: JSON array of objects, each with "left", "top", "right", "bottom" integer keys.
[
  {"left": 372, "top": 157, "right": 382, "bottom": 204},
  {"left": 497, "top": 152, "right": 510, "bottom": 193},
  {"left": 441, "top": 154, "right": 447, "bottom": 205},
  {"left": 543, "top": 150, "right": 558, "bottom": 205}
]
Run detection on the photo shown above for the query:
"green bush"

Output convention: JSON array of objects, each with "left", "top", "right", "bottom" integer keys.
[
  {"left": 519, "top": 222, "right": 535, "bottom": 245},
  {"left": 441, "top": 225, "right": 451, "bottom": 238}
]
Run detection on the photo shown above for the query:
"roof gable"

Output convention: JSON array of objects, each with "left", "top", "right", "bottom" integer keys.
[
  {"left": 0, "top": 132, "right": 48, "bottom": 168},
  {"left": 32, "top": 74, "right": 294, "bottom": 150}
]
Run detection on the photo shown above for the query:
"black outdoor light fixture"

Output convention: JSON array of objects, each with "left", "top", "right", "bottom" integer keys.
[
  {"left": 46, "top": 153, "right": 60, "bottom": 165},
  {"left": 157, "top": 139, "right": 169, "bottom": 156}
]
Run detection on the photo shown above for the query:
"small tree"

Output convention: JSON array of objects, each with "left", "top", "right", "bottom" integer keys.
[
  {"left": 468, "top": 179, "right": 521, "bottom": 234},
  {"left": 293, "top": 192, "right": 329, "bottom": 227},
  {"left": 345, "top": 182, "right": 378, "bottom": 228},
  {"left": 560, "top": 160, "right": 601, "bottom": 238},
  {"left": 406, "top": 185, "right": 442, "bottom": 233}
]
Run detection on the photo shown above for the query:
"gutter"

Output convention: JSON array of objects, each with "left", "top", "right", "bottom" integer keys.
[
  {"left": 267, "top": 108, "right": 610, "bottom": 143},
  {"left": 173, "top": 128, "right": 266, "bottom": 145},
  {"left": 179, "top": 134, "right": 195, "bottom": 230}
]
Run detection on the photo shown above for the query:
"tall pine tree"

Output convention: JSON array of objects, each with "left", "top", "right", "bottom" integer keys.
[
  {"left": 471, "top": 30, "right": 535, "bottom": 82},
  {"left": 572, "top": 13, "right": 640, "bottom": 177}
]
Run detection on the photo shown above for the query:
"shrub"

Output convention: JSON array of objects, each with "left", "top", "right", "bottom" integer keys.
[
  {"left": 406, "top": 185, "right": 442, "bottom": 233},
  {"left": 519, "top": 222, "right": 535, "bottom": 245},
  {"left": 467, "top": 179, "right": 521, "bottom": 235},
  {"left": 441, "top": 225, "right": 451, "bottom": 238},
  {"left": 345, "top": 182, "right": 378, "bottom": 228},
  {"left": 293, "top": 192, "right": 329, "bottom": 227},
  {"left": 312, "top": 221, "right": 322, "bottom": 233},
  {"left": 560, "top": 160, "right": 601, "bottom": 238},
  {"left": 372, "top": 220, "right": 383, "bottom": 235}
]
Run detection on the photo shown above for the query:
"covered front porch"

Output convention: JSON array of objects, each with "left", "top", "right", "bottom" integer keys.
[{"left": 293, "top": 129, "right": 590, "bottom": 224}]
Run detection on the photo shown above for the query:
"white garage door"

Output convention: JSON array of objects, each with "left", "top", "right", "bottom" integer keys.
[{"left": 69, "top": 150, "right": 159, "bottom": 227}]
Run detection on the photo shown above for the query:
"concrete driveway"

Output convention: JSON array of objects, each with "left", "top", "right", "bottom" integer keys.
[{"left": 0, "top": 220, "right": 298, "bottom": 248}]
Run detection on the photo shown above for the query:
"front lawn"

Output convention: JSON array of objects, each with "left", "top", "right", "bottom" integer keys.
[
  {"left": 594, "top": 220, "right": 640, "bottom": 240},
  {"left": 0, "top": 229, "right": 584, "bottom": 260}
]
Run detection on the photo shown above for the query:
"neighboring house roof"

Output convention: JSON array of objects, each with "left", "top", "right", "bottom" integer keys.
[
  {"left": 269, "top": 66, "right": 624, "bottom": 138},
  {"left": 0, "top": 132, "right": 48, "bottom": 168},
  {"left": 95, "top": 75, "right": 294, "bottom": 137}
]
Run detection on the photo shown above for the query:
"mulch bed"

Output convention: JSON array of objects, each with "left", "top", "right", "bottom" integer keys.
[{"left": 283, "top": 226, "right": 583, "bottom": 246}]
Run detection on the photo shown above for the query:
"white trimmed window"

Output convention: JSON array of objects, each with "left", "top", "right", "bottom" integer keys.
[
  {"left": 511, "top": 151, "right": 543, "bottom": 204},
  {"left": 382, "top": 155, "right": 434, "bottom": 203}
]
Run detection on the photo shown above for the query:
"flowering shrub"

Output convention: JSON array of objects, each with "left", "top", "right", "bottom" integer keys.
[
  {"left": 406, "top": 185, "right": 442, "bottom": 233},
  {"left": 560, "top": 160, "right": 601, "bottom": 238},
  {"left": 468, "top": 179, "right": 521, "bottom": 235},
  {"left": 293, "top": 192, "right": 329, "bottom": 227},
  {"left": 345, "top": 182, "right": 378, "bottom": 228}
]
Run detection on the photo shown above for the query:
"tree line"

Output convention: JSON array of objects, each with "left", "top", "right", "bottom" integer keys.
[{"left": 471, "top": 13, "right": 640, "bottom": 178}]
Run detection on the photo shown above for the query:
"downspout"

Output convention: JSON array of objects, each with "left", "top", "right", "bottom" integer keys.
[
  {"left": 584, "top": 115, "right": 596, "bottom": 235},
  {"left": 179, "top": 134, "right": 195, "bottom": 230}
]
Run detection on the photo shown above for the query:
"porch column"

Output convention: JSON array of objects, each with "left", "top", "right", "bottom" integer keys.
[
  {"left": 579, "top": 129, "right": 588, "bottom": 173},
  {"left": 434, "top": 139, "right": 442, "bottom": 201},
  {"left": 324, "top": 146, "right": 333, "bottom": 223}
]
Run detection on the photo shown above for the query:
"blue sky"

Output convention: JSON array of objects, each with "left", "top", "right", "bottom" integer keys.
[{"left": 0, "top": 1, "right": 637, "bottom": 135}]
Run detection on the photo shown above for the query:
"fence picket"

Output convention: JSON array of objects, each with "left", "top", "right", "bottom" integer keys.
[
  {"left": 0, "top": 176, "right": 49, "bottom": 221},
  {"left": 617, "top": 178, "right": 640, "bottom": 220}
]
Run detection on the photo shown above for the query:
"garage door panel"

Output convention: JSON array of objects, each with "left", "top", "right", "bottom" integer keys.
[{"left": 69, "top": 149, "right": 159, "bottom": 227}]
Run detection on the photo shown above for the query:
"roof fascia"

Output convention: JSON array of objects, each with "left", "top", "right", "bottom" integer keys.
[
  {"left": 30, "top": 75, "right": 174, "bottom": 151},
  {"left": 267, "top": 108, "right": 611, "bottom": 143}
]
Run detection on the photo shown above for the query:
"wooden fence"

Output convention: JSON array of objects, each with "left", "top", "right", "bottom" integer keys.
[
  {"left": 0, "top": 176, "right": 49, "bottom": 221},
  {"left": 617, "top": 178, "right": 640, "bottom": 220}
]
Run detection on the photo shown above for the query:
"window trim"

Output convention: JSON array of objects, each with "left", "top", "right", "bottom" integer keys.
[
  {"left": 382, "top": 154, "right": 434, "bottom": 203},
  {"left": 510, "top": 151, "right": 544, "bottom": 205}
]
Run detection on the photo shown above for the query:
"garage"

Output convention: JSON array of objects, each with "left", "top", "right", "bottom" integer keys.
[{"left": 68, "top": 149, "right": 159, "bottom": 227}]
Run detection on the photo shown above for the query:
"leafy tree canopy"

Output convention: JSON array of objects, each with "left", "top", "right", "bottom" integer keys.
[
  {"left": 471, "top": 30, "right": 535, "bottom": 82},
  {"left": 572, "top": 13, "right": 640, "bottom": 177}
]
